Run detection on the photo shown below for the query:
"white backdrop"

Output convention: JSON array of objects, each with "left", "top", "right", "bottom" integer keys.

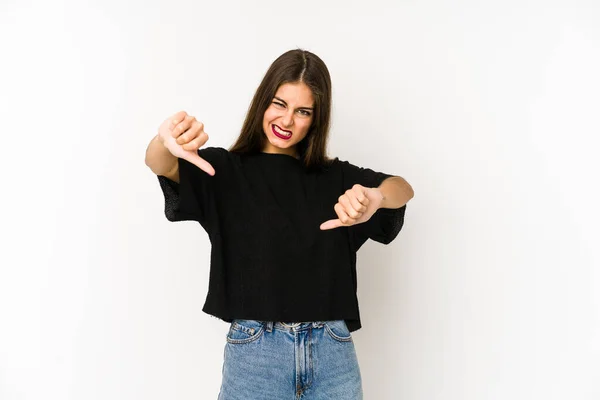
[{"left": 1, "top": 0, "right": 599, "bottom": 399}]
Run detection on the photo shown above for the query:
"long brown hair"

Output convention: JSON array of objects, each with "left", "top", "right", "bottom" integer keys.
[{"left": 228, "top": 48, "right": 334, "bottom": 170}]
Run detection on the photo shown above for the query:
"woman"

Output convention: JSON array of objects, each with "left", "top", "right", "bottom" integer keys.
[{"left": 145, "top": 49, "right": 414, "bottom": 399}]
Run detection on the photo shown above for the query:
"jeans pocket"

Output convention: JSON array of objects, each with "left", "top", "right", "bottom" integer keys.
[
  {"left": 226, "top": 319, "right": 265, "bottom": 344},
  {"left": 324, "top": 320, "right": 353, "bottom": 342}
]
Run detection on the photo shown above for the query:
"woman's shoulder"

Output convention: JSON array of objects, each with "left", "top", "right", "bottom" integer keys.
[
  {"left": 327, "top": 155, "right": 381, "bottom": 173},
  {"left": 197, "top": 146, "right": 238, "bottom": 164},
  {"left": 198, "top": 146, "right": 229, "bottom": 156},
  {"left": 325, "top": 155, "right": 357, "bottom": 172}
]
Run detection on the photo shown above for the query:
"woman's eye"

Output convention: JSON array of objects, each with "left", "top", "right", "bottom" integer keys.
[{"left": 272, "top": 101, "right": 310, "bottom": 116}]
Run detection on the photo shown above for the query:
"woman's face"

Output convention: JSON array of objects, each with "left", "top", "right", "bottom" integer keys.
[{"left": 262, "top": 81, "right": 315, "bottom": 157}]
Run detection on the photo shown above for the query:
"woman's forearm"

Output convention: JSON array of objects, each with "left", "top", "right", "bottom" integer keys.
[
  {"left": 376, "top": 176, "right": 414, "bottom": 209},
  {"left": 145, "top": 134, "right": 178, "bottom": 176}
]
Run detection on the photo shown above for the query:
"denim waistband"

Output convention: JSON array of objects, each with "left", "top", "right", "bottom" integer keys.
[{"left": 263, "top": 321, "right": 326, "bottom": 332}]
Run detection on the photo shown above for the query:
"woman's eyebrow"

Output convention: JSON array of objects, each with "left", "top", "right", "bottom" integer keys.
[{"left": 274, "top": 96, "right": 314, "bottom": 110}]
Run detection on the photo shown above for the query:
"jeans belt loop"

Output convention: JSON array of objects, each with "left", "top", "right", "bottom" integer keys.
[{"left": 265, "top": 321, "right": 273, "bottom": 332}]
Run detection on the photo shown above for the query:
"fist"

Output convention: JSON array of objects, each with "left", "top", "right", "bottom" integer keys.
[
  {"left": 320, "top": 184, "right": 384, "bottom": 230},
  {"left": 158, "top": 110, "right": 215, "bottom": 176}
]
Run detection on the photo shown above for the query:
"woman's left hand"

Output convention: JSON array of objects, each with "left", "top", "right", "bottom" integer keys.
[{"left": 320, "top": 184, "right": 384, "bottom": 230}]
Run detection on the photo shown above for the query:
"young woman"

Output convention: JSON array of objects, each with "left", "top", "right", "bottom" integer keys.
[{"left": 145, "top": 49, "right": 414, "bottom": 400}]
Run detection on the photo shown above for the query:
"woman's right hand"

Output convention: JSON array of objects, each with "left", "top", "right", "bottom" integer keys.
[{"left": 157, "top": 111, "right": 215, "bottom": 176}]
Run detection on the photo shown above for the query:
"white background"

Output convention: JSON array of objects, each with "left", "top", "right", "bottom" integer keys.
[{"left": 1, "top": 0, "right": 599, "bottom": 399}]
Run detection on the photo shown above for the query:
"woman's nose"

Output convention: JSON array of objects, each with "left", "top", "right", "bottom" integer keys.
[{"left": 281, "top": 111, "right": 294, "bottom": 127}]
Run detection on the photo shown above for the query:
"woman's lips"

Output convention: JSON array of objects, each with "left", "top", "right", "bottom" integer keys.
[{"left": 272, "top": 124, "right": 292, "bottom": 140}]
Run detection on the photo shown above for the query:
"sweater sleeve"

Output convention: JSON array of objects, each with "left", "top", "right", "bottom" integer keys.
[
  {"left": 337, "top": 159, "right": 407, "bottom": 251},
  {"left": 156, "top": 147, "right": 223, "bottom": 228}
]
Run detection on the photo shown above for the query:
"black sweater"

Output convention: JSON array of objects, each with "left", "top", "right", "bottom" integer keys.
[{"left": 157, "top": 147, "right": 407, "bottom": 332}]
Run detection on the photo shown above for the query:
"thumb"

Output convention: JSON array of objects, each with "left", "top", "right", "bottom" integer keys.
[
  {"left": 181, "top": 150, "right": 215, "bottom": 176},
  {"left": 161, "top": 135, "right": 215, "bottom": 176},
  {"left": 320, "top": 219, "right": 343, "bottom": 230}
]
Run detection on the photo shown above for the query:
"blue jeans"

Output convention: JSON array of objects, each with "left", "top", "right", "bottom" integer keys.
[{"left": 217, "top": 320, "right": 363, "bottom": 399}]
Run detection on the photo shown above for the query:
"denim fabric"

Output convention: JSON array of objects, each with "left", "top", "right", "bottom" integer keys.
[{"left": 217, "top": 320, "right": 363, "bottom": 399}]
